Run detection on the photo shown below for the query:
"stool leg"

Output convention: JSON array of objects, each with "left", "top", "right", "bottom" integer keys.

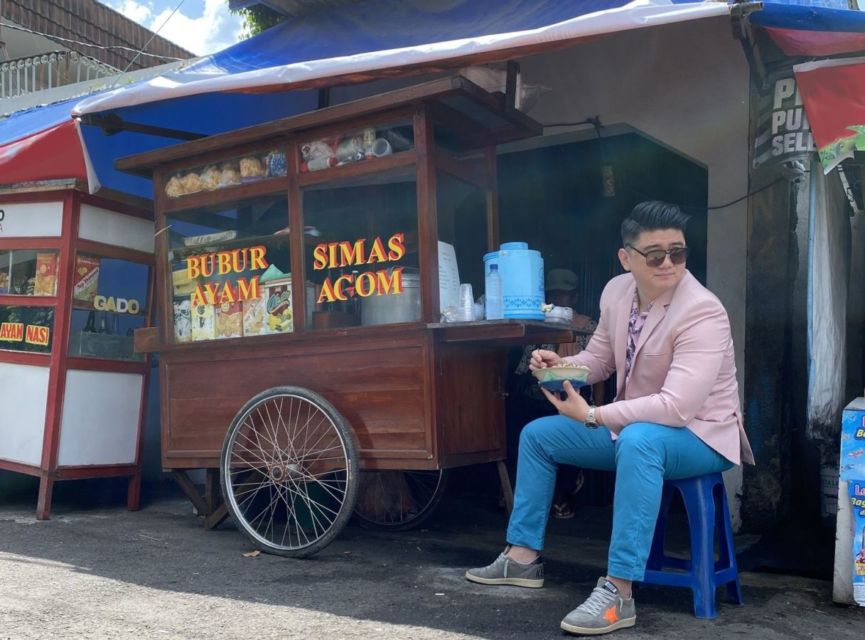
[
  {"left": 725, "top": 572, "right": 744, "bottom": 606},
  {"left": 685, "top": 483, "right": 718, "bottom": 619},
  {"left": 716, "top": 484, "right": 744, "bottom": 605}
]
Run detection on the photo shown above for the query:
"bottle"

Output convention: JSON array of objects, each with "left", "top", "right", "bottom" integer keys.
[{"left": 485, "top": 263, "right": 503, "bottom": 320}]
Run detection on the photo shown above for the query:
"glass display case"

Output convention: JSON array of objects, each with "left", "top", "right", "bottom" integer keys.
[
  {"left": 298, "top": 119, "right": 414, "bottom": 174},
  {"left": 0, "top": 304, "right": 54, "bottom": 353},
  {"left": 0, "top": 249, "right": 59, "bottom": 296},
  {"left": 163, "top": 148, "right": 287, "bottom": 199},
  {"left": 68, "top": 254, "right": 150, "bottom": 361},
  {"left": 166, "top": 194, "right": 298, "bottom": 342},
  {"left": 302, "top": 167, "right": 419, "bottom": 329}
]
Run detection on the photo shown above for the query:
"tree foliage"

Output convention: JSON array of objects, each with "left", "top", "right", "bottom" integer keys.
[{"left": 231, "top": 5, "right": 289, "bottom": 37}]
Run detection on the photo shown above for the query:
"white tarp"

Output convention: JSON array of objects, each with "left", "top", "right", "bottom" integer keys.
[{"left": 807, "top": 167, "right": 851, "bottom": 439}]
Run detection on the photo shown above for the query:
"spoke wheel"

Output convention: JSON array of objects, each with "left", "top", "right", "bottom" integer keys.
[
  {"left": 353, "top": 469, "right": 448, "bottom": 531},
  {"left": 220, "top": 386, "right": 359, "bottom": 558}
]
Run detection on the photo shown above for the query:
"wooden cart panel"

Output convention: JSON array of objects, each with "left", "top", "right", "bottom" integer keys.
[
  {"left": 161, "top": 329, "right": 436, "bottom": 469},
  {"left": 159, "top": 324, "right": 510, "bottom": 471}
]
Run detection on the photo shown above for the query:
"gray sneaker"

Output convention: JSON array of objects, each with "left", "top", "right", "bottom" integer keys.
[
  {"left": 560, "top": 578, "right": 636, "bottom": 635},
  {"left": 465, "top": 552, "right": 544, "bottom": 588}
]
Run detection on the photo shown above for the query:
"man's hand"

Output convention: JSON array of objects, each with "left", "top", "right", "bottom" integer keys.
[
  {"left": 529, "top": 349, "right": 561, "bottom": 371},
  {"left": 541, "top": 380, "right": 589, "bottom": 423}
]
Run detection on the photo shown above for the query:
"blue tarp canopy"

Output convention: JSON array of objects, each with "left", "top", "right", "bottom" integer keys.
[{"left": 2, "top": 0, "right": 865, "bottom": 199}]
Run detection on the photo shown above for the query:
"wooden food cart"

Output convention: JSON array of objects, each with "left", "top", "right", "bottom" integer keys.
[{"left": 123, "top": 76, "right": 571, "bottom": 557}]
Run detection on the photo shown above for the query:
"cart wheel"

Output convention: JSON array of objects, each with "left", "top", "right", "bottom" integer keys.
[
  {"left": 220, "top": 386, "right": 359, "bottom": 558},
  {"left": 353, "top": 469, "right": 448, "bottom": 531}
]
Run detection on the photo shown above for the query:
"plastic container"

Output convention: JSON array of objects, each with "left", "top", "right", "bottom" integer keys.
[
  {"left": 484, "top": 242, "right": 544, "bottom": 320},
  {"left": 484, "top": 263, "right": 503, "bottom": 320}
]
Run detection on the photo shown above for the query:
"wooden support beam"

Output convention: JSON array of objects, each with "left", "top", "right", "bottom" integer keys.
[{"left": 172, "top": 470, "right": 211, "bottom": 517}]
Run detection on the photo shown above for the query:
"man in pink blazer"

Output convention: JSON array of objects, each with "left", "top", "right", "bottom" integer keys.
[{"left": 466, "top": 201, "right": 754, "bottom": 636}]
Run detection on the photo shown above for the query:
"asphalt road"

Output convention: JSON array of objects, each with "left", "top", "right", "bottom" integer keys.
[{"left": 0, "top": 484, "right": 863, "bottom": 639}]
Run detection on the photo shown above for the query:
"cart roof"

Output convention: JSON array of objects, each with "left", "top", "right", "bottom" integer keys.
[{"left": 116, "top": 75, "right": 543, "bottom": 176}]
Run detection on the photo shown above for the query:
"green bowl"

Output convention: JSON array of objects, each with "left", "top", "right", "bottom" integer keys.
[{"left": 532, "top": 365, "right": 590, "bottom": 386}]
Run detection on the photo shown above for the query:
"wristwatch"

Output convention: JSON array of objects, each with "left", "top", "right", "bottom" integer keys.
[{"left": 585, "top": 406, "right": 599, "bottom": 429}]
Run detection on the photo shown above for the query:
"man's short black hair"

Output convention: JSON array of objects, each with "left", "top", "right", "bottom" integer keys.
[{"left": 621, "top": 201, "right": 689, "bottom": 246}]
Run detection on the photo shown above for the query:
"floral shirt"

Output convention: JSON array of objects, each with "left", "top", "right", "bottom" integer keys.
[{"left": 625, "top": 291, "right": 652, "bottom": 383}]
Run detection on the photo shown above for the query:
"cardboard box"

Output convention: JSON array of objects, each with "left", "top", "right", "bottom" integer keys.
[{"left": 838, "top": 399, "right": 865, "bottom": 606}]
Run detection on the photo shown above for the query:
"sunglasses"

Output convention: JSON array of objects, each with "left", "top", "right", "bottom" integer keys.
[{"left": 627, "top": 244, "right": 688, "bottom": 268}]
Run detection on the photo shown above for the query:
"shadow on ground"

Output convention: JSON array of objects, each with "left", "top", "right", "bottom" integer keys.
[{"left": 0, "top": 467, "right": 861, "bottom": 639}]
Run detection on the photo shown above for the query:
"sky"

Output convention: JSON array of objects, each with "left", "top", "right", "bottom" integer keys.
[{"left": 101, "top": 0, "right": 246, "bottom": 57}]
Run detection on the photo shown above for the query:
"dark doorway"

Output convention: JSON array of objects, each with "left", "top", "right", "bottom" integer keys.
[
  {"left": 497, "top": 131, "right": 709, "bottom": 318},
  {"left": 491, "top": 132, "right": 710, "bottom": 508}
]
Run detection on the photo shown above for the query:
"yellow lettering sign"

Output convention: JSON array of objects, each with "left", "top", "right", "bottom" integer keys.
[
  {"left": 25, "top": 324, "right": 50, "bottom": 346},
  {"left": 94, "top": 296, "right": 140, "bottom": 315},
  {"left": 0, "top": 322, "right": 23, "bottom": 342}
]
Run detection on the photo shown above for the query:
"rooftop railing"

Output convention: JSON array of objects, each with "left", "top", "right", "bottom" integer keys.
[{"left": 0, "top": 50, "right": 119, "bottom": 99}]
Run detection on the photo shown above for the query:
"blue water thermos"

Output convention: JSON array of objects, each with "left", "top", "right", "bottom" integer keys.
[{"left": 483, "top": 242, "right": 544, "bottom": 320}]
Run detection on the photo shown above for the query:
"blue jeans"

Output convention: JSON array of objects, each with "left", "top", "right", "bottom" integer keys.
[{"left": 506, "top": 417, "right": 733, "bottom": 581}]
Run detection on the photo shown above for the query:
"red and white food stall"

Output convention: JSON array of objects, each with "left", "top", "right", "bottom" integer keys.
[{"left": 0, "top": 190, "right": 154, "bottom": 519}]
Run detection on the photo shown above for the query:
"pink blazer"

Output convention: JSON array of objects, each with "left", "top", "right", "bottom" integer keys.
[{"left": 564, "top": 271, "right": 755, "bottom": 466}]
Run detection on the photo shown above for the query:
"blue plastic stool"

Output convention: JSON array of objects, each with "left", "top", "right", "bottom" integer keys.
[{"left": 642, "top": 473, "right": 743, "bottom": 618}]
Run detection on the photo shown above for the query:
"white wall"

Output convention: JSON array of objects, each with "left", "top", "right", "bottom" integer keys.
[
  {"left": 78, "top": 204, "right": 155, "bottom": 253},
  {"left": 0, "top": 363, "right": 50, "bottom": 466},
  {"left": 58, "top": 370, "right": 143, "bottom": 466}
]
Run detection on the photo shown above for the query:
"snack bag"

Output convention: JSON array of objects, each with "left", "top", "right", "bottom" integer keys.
[
  {"left": 173, "top": 298, "right": 192, "bottom": 343},
  {"left": 243, "top": 295, "right": 267, "bottom": 337},
  {"left": 34, "top": 252, "right": 58, "bottom": 296},
  {"left": 191, "top": 299, "right": 215, "bottom": 341},
  {"left": 73, "top": 255, "right": 100, "bottom": 302},
  {"left": 215, "top": 301, "right": 243, "bottom": 339},
  {"left": 264, "top": 276, "right": 293, "bottom": 334}
]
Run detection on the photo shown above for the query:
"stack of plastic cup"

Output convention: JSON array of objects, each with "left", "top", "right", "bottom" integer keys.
[{"left": 458, "top": 283, "right": 474, "bottom": 322}]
